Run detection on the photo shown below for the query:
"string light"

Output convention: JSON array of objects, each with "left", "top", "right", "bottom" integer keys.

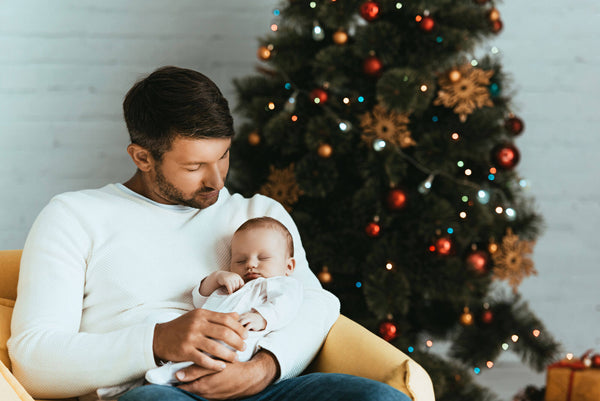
[
  {"left": 426, "top": 340, "right": 433, "bottom": 347},
  {"left": 533, "top": 329, "right": 541, "bottom": 337},
  {"left": 385, "top": 262, "right": 393, "bottom": 270},
  {"left": 373, "top": 139, "right": 387, "bottom": 151},
  {"left": 418, "top": 174, "right": 435, "bottom": 194},
  {"left": 312, "top": 21, "right": 325, "bottom": 41},
  {"left": 477, "top": 190, "right": 490, "bottom": 204},
  {"left": 511, "top": 335, "right": 519, "bottom": 343},
  {"left": 291, "top": 115, "right": 298, "bottom": 122},
  {"left": 271, "top": 24, "right": 278, "bottom": 32},
  {"left": 495, "top": 206, "right": 503, "bottom": 214},
  {"left": 486, "top": 361, "right": 494, "bottom": 368},
  {"left": 502, "top": 343, "right": 509, "bottom": 350},
  {"left": 267, "top": 102, "right": 276, "bottom": 110},
  {"left": 451, "top": 132, "right": 459, "bottom": 140},
  {"left": 396, "top": 3, "right": 403, "bottom": 9},
  {"left": 338, "top": 120, "right": 351, "bottom": 132},
  {"left": 342, "top": 97, "right": 350, "bottom": 104}
]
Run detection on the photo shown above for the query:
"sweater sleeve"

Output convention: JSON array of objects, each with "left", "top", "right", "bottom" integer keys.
[
  {"left": 256, "top": 199, "right": 341, "bottom": 380},
  {"left": 7, "top": 199, "right": 157, "bottom": 399}
]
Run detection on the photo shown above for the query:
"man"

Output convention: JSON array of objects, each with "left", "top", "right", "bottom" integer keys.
[{"left": 9, "top": 66, "right": 410, "bottom": 401}]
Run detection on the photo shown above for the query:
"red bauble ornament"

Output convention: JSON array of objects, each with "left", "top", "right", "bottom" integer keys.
[
  {"left": 386, "top": 189, "right": 407, "bottom": 211},
  {"left": 493, "top": 143, "right": 520, "bottom": 169},
  {"left": 481, "top": 309, "right": 494, "bottom": 324},
  {"left": 491, "top": 19, "right": 503, "bottom": 33},
  {"left": 363, "top": 55, "right": 383, "bottom": 77},
  {"left": 310, "top": 88, "right": 328, "bottom": 105},
  {"left": 419, "top": 16, "right": 435, "bottom": 32},
  {"left": 505, "top": 116, "right": 525, "bottom": 136},
  {"left": 592, "top": 354, "right": 600, "bottom": 368},
  {"left": 360, "top": 1, "right": 380, "bottom": 22},
  {"left": 466, "top": 250, "right": 489, "bottom": 274},
  {"left": 435, "top": 237, "right": 454, "bottom": 256},
  {"left": 379, "top": 320, "right": 398, "bottom": 341},
  {"left": 365, "top": 222, "right": 381, "bottom": 238}
]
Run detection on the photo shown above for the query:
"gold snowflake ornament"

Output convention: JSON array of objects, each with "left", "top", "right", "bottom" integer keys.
[
  {"left": 434, "top": 65, "right": 494, "bottom": 122},
  {"left": 360, "top": 104, "right": 416, "bottom": 148},
  {"left": 259, "top": 164, "right": 302, "bottom": 212},
  {"left": 492, "top": 228, "right": 537, "bottom": 292}
]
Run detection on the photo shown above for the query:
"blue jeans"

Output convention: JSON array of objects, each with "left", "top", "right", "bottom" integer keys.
[{"left": 119, "top": 373, "right": 411, "bottom": 401}]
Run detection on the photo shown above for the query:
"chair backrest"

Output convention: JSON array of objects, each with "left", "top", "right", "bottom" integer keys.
[{"left": 0, "top": 250, "right": 22, "bottom": 301}]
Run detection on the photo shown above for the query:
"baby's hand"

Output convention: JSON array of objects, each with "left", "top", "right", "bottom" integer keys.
[
  {"left": 239, "top": 312, "right": 267, "bottom": 331},
  {"left": 216, "top": 271, "right": 244, "bottom": 294}
]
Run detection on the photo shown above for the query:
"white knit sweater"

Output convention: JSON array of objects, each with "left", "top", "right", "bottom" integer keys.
[{"left": 8, "top": 184, "right": 340, "bottom": 399}]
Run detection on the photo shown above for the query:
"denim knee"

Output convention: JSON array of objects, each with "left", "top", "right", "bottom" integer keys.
[{"left": 119, "top": 384, "right": 206, "bottom": 401}]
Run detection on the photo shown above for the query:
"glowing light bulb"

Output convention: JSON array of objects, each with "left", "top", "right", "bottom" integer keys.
[
  {"left": 373, "top": 139, "right": 386, "bottom": 151},
  {"left": 477, "top": 190, "right": 490, "bottom": 204},
  {"left": 418, "top": 174, "right": 435, "bottom": 194},
  {"left": 511, "top": 335, "right": 519, "bottom": 343},
  {"left": 533, "top": 329, "right": 541, "bottom": 337},
  {"left": 312, "top": 22, "right": 325, "bottom": 41}
]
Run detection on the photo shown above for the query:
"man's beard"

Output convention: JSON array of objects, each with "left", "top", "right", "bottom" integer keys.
[{"left": 154, "top": 166, "right": 220, "bottom": 210}]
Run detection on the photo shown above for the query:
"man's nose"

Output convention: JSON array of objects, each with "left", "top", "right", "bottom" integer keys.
[{"left": 204, "top": 163, "right": 224, "bottom": 190}]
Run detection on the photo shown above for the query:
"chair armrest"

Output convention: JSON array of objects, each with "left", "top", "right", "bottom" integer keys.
[
  {"left": 0, "top": 359, "right": 34, "bottom": 401},
  {"left": 305, "top": 315, "right": 435, "bottom": 401}
]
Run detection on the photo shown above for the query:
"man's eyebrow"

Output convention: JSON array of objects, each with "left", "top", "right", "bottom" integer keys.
[{"left": 180, "top": 146, "right": 231, "bottom": 165}]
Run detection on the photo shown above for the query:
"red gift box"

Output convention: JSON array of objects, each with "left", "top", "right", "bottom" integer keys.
[{"left": 545, "top": 350, "right": 600, "bottom": 401}]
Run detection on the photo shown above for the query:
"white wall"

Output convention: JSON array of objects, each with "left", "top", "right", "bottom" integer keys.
[{"left": 1, "top": 1, "right": 598, "bottom": 398}]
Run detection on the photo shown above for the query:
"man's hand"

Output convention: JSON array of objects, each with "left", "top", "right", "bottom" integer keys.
[
  {"left": 153, "top": 309, "right": 248, "bottom": 372},
  {"left": 239, "top": 311, "right": 267, "bottom": 331},
  {"left": 177, "top": 350, "right": 279, "bottom": 400},
  {"left": 216, "top": 271, "right": 245, "bottom": 294}
]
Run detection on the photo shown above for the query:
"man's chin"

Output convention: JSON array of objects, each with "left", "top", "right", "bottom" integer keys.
[{"left": 186, "top": 192, "right": 220, "bottom": 209}]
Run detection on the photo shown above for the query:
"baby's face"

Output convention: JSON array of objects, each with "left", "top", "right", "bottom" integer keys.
[{"left": 230, "top": 227, "right": 294, "bottom": 282}]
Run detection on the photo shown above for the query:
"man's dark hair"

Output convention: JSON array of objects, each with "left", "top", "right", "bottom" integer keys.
[{"left": 123, "top": 66, "right": 234, "bottom": 160}]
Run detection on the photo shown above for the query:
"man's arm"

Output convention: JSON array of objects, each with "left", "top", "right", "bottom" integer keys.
[
  {"left": 8, "top": 198, "right": 248, "bottom": 398},
  {"left": 9, "top": 200, "right": 157, "bottom": 398}
]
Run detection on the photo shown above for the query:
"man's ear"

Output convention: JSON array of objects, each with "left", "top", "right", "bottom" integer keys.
[
  {"left": 285, "top": 257, "right": 296, "bottom": 276},
  {"left": 127, "top": 144, "right": 155, "bottom": 172}
]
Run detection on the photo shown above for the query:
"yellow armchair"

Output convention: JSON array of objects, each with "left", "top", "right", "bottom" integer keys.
[{"left": 0, "top": 250, "right": 434, "bottom": 401}]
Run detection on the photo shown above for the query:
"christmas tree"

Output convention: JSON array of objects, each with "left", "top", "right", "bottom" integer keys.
[{"left": 228, "top": 1, "right": 560, "bottom": 399}]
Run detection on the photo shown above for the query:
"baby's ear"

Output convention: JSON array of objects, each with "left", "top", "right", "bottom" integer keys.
[{"left": 285, "top": 257, "right": 296, "bottom": 275}]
